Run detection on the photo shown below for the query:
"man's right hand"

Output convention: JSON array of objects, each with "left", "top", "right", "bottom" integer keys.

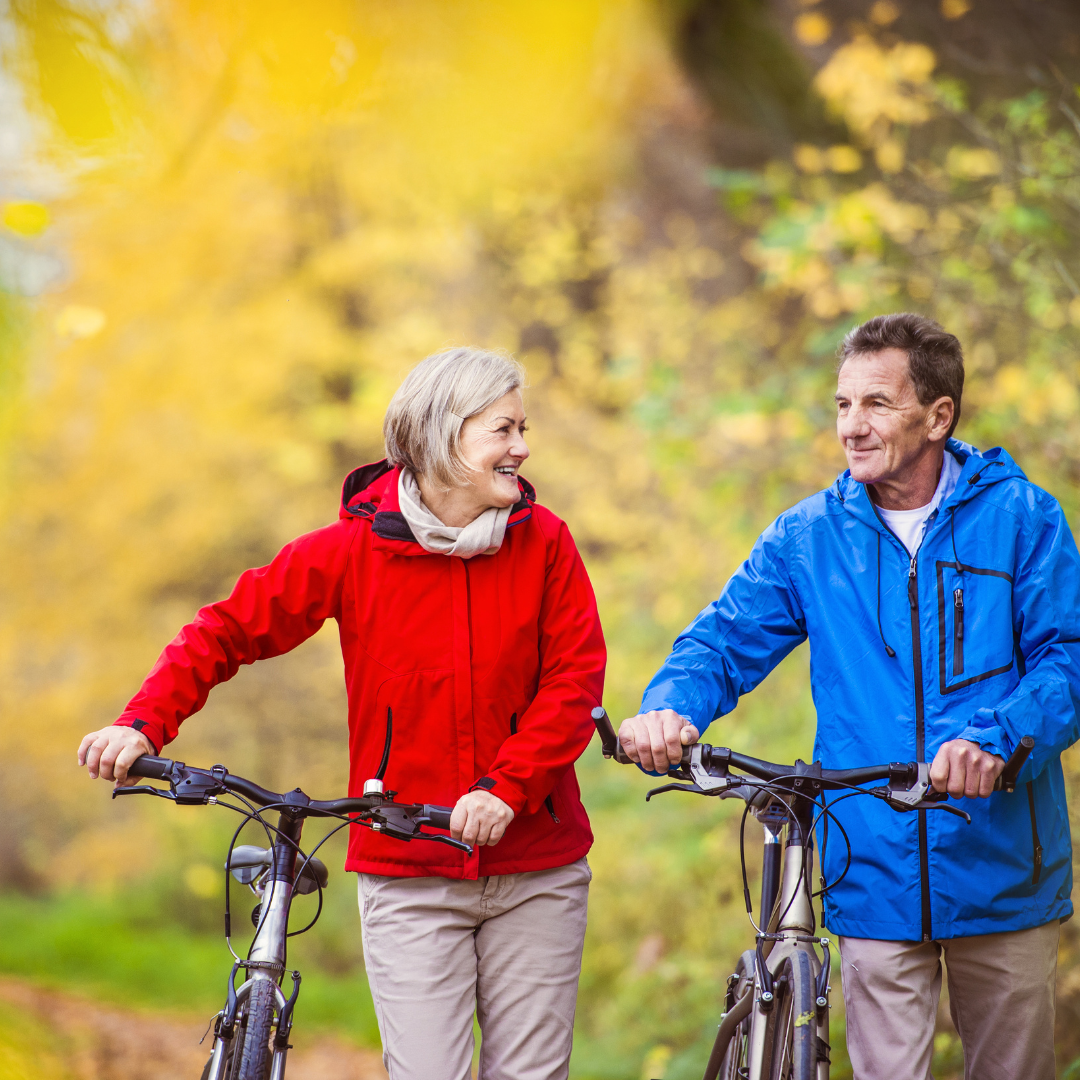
[
  {"left": 617, "top": 710, "right": 700, "bottom": 773},
  {"left": 78, "top": 726, "right": 155, "bottom": 785}
]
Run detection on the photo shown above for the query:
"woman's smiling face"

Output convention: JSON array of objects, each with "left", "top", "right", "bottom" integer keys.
[{"left": 458, "top": 389, "right": 530, "bottom": 510}]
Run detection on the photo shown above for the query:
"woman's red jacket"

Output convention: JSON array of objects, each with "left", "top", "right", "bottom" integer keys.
[{"left": 114, "top": 462, "right": 607, "bottom": 879}]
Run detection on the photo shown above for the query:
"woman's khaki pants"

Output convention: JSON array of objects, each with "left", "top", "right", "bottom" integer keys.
[
  {"left": 358, "top": 859, "right": 591, "bottom": 1080},
  {"left": 839, "top": 920, "right": 1060, "bottom": 1080}
]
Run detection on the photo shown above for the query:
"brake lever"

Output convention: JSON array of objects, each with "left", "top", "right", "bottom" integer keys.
[
  {"left": 416, "top": 831, "right": 473, "bottom": 854},
  {"left": 914, "top": 801, "right": 971, "bottom": 823},
  {"left": 112, "top": 785, "right": 177, "bottom": 801},
  {"left": 646, "top": 782, "right": 707, "bottom": 801}
]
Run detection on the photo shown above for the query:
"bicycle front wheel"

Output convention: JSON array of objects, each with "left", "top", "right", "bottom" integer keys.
[
  {"left": 764, "top": 949, "right": 817, "bottom": 1080},
  {"left": 236, "top": 978, "right": 277, "bottom": 1080}
]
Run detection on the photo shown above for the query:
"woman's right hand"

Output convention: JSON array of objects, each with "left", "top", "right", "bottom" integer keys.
[{"left": 78, "top": 726, "right": 155, "bottom": 785}]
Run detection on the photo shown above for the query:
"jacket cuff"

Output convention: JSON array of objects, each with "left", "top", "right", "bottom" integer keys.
[
  {"left": 955, "top": 725, "right": 1009, "bottom": 761},
  {"left": 114, "top": 716, "right": 163, "bottom": 755},
  {"left": 469, "top": 775, "right": 527, "bottom": 815}
]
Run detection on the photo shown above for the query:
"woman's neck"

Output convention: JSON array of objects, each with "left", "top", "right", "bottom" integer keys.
[{"left": 415, "top": 474, "right": 487, "bottom": 527}]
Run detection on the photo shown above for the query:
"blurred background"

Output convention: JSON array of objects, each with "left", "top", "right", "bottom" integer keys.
[{"left": 1, "top": 0, "right": 1079, "bottom": 1077}]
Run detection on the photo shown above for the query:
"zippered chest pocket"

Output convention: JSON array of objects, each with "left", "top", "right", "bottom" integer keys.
[{"left": 936, "top": 561, "right": 1015, "bottom": 694}]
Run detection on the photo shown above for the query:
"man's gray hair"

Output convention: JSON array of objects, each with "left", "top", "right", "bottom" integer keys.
[{"left": 384, "top": 347, "right": 525, "bottom": 488}]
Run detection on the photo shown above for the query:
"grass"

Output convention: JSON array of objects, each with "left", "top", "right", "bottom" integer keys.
[{"left": 0, "top": 889, "right": 381, "bottom": 1047}]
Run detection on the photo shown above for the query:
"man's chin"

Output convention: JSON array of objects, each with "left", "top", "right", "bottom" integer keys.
[{"left": 845, "top": 458, "right": 883, "bottom": 485}]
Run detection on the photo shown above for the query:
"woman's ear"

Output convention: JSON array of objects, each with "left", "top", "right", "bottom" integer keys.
[{"left": 926, "top": 396, "right": 954, "bottom": 442}]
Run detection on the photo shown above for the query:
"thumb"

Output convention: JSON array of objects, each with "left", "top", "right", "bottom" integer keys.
[{"left": 680, "top": 723, "right": 700, "bottom": 745}]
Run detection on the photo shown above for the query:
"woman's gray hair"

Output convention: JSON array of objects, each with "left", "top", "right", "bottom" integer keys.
[{"left": 384, "top": 347, "right": 526, "bottom": 488}]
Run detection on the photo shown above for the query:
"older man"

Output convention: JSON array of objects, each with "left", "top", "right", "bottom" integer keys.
[{"left": 622, "top": 313, "right": 1077, "bottom": 1080}]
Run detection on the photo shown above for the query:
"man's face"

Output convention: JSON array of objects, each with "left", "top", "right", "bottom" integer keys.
[{"left": 835, "top": 348, "right": 943, "bottom": 486}]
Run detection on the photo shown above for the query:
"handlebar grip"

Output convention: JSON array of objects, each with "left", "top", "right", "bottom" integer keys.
[
  {"left": 591, "top": 708, "right": 633, "bottom": 765},
  {"left": 996, "top": 735, "right": 1034, "bottom": 793},
  {"left": 424, "top": 805, "right": 454, "bottom": 830},
  {"left": 126, "top": 755, "right": 174, "bottom": 780}
]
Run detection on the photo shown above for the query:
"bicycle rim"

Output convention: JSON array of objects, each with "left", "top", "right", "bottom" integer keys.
[{"left": 236, "top": 979, "right": 277, "bottom": 1080}]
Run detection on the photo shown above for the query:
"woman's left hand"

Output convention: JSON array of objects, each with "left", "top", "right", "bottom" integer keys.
[{"left": 450, "top": 790, "right": 515, "bottom": 847}]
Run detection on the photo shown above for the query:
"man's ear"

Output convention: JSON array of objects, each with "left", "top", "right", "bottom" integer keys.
[{"left": 926, "top": 396, "right": 954, "bottom": 443}]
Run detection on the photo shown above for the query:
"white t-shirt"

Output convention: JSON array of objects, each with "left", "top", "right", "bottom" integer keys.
[{"left": 877, "top": 451, "right": 962, "bottom": 556}]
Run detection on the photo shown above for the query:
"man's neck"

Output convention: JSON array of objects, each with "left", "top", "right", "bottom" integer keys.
[{"left": 869, "top": 447, "right": 946, "bottom": 511}]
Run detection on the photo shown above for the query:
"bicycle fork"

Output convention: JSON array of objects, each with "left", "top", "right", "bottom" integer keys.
[{"left": 206, "top": 813, "right": 304, "bottom": 1080}]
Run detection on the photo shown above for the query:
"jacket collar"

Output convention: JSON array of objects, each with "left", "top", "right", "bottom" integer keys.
[
  {"left": 339, "top": 459, "right": 535, "bottom": 554},
  {"left": 831, "top": 439, "right": 1027, "bottom": 537}
]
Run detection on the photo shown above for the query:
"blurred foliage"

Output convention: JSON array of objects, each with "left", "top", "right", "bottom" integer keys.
[{"left": 1, "top": 1, "right": 1079, "bottom": 1078}]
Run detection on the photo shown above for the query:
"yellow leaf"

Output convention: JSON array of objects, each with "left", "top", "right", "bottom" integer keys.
[
  {"left": 945, "top": 147, "right": 1001, "bottom": 179},
  {"left": 875, "top": 138, "right": 905, "bottom": 174},
  {"left": 794, "top": 144, "right": 826, "bottom": 173},
  {"left": 794, "top": 13, "right": 831, "bottom": 46},
  {"left": 827, "top": 145, "right": 862, "bottom": 173},
  {"left": 941, "top": 0, "right": 972, "bottom": 19},
  {"left": 2, "top": 201, "right": 50, "bottom": 236},
  {"left": 55, "top": 304, "right": 107, "bottom": 338},
  {"left": 869, "top": 1, "right": 900, "bottom": 25}
]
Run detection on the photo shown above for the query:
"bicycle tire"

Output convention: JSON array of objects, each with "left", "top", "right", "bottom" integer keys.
[
  {"left": 236, "top": 978, "right": 277, "bottom": 1080},
  {"left": 763, "top": 950, "right": 817, "bottom": 1080},
  {"left": 716, "top": 950, "right": 756, "bottom": 1080}
]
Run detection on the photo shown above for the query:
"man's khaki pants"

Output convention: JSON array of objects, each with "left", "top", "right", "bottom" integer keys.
[
  {"left": 358, "top": 859, "right": 591, "bottom": 1080},
  {"left": 839, "top": 921, "right": 1060, "bottom": 1080}
]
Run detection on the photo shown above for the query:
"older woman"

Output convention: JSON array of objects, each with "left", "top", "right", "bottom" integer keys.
[{"left": 78, "top": 348, "right": 605, "bottom": 1080}]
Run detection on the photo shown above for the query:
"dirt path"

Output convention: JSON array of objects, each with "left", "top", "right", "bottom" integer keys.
[{"left": 0, "top": 978, "right": 388, "bottom": 1080}]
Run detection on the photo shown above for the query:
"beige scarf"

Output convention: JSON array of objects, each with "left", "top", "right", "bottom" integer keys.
[{"left": 397, "top": 469, "right": 511, "bottom": 559}]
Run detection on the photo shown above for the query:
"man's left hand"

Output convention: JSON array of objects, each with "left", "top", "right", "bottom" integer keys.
[{"left": 929, "top": 739, "right": 1004, "bottom": 799}]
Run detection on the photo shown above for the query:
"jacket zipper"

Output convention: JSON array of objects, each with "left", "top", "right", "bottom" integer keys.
[
  {"left": 510, "top": 712, "right": 560, "bottom": 824},
  {"left": 908, "top": 554, "right": 933, "bottom": 942},
  {"left": 1026, "top": 782, "right": 1043, "bottom": 885},
  {"left": 952, "top": 588, "right": 965, "bottom": 676}
]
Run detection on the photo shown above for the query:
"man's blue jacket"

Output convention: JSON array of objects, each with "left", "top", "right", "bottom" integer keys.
[{"left": 641, "top": 440, "right": 1079, "bottom": 941}]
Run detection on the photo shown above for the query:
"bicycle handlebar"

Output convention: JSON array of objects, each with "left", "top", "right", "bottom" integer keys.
[
  {"left": 125, "top": 755, "right": 455, "bottom": 828},
  {"left": 590, "top": 708, "right": 1034, "bottom": 795}
]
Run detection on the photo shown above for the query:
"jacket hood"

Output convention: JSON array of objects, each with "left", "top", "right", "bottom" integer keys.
[
  {"left": 338, "top": 459, "right": 535, "bottom": 548},
  {"left": 830, "top": 439, "right": 1027, "bottom": 531}
]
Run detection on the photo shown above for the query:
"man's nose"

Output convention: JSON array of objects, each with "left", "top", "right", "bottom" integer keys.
[{"left": 838, "top": 406, "right": 870, "bottom": 442}]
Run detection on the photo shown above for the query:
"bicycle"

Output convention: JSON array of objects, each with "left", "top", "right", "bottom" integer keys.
[
  {"left": 114, "top": 709, "right": 468, "bottom": 1080},
  {"left": 588, "top": 707, "right": 1034, "bottom": 1080}
]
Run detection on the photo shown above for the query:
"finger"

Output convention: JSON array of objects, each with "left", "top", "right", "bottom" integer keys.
[
  {"left": 449, "top": 801, "right": 469, "bottom": 842},
  {"left": 680, "top": 724, "right": 700, "bottom": 746},
  {"left": 85, "top": 736, "right": 109, "bottom": 780},
  {"left": 929, "top": 750, "right": 950, "bottom": 793},
  {"left": 978, "top": 762, "right": 996, "bottom": 799},
  {"left": 663, "top": 713, "right": 684, "bottom": 767},
  {"left": 947, "top": 756, "right": 967, "bottom": 799},
  {"left": 487, "top": 820, "right": 507, "bottom": 846},
  {"left": 619, "top": 719, "right": 642, "bottom": 764},
  {"left": 461, "top": 811, "right": 480, "bottom": 848},
  {"left": 98, "top": 742, "right": 122, "bottom": 783},
  {"left": 648, "top": 717, "right": 669, "bottom": 774},
  {"left": 631, "top": 716, "right": 653, "bottom": 771},
  {"left": 475, "top": 816, "right": 493, "bottom": 846},
  {"left": 78, "top": 732, "right": 97, "bottom": 766},
  {"left": 113, "top": 739, "right": 147, "bottom": 784}
]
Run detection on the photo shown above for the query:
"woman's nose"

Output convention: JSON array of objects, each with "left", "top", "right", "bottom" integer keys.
[{"left": 509, "top": 431, "right": 530, "bottom": 461}]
